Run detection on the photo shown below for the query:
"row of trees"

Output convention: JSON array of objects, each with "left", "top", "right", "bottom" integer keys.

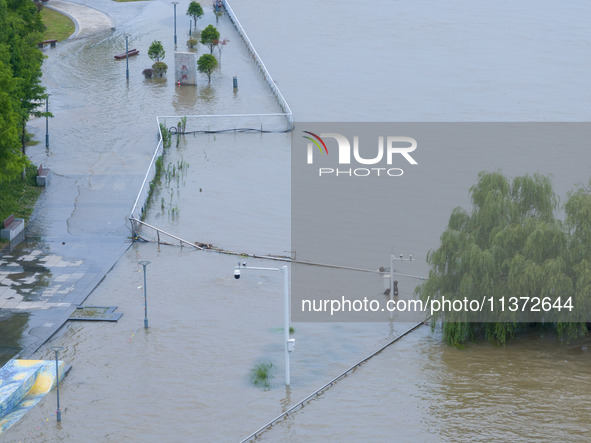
[
  {"left": 418, "top": 172, "right": 591, "bottom": 346},
  {"left": 147, "top": 20, "right": 223, "bottom": 83},
  {"left": 0, "top": 0, "right": 48, "bottom": 182},
  {"left": 146, "top": 39, "right": 217, "bottom": 83}
]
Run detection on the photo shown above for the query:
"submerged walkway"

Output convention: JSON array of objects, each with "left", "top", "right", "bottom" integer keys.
[
  {"left": 0, "top": 1, "right": 122, "bottom": 364},
  {"left": 45, "top": 0, "right": 115, "bottom": 39}
]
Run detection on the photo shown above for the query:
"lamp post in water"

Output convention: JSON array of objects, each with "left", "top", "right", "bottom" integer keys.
[
  {"left": 139, "top": 261, "right": 151, "bottom": 328},
  {"left": 171, "top": 2, "right": 179, "bottom": 46},
  {"left": 52, "top": 346, "right": 63, "bottom": 422},
  {"left": 45, "top": 95, "right": 49, "bottom": 148},
  {"left": 234, "top": 262, "right": 294, "bottom": 386},
  {"left": 125, "top": 35, "right": 129, "bottom": 80}
]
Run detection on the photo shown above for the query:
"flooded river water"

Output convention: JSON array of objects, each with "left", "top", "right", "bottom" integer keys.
[{"left": 6, "top": 0, "right": 591, "bottom": 441}]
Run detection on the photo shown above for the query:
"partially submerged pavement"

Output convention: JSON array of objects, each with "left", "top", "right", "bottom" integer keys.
[
  {"left": 0, "top": 0, "right": 128, "bottom": 363},
  {"left": 1, "top": 0, "right": 285, "bottom": 363},
  {"left": 45, "top": 0, "right": 115, "bottom": 39}
]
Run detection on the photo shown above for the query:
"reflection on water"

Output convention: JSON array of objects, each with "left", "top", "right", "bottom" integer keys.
[
  {"left": 0, "top": 312, "right": 29, "bottom": 366},
  {"left": 7, "top": 0, "right": 591, "bottom": 441},
  {"left": 260, "top": 327, "right": 591, "bottom": 442},
  {"left": 143, "top": 132, "right": 291, "bottom": 255}
]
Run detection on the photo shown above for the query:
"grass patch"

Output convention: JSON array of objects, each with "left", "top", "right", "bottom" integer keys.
[
  {"left": 41, "top": 7, "right": 75, "bottom": 42},
  {"left": 0, "top": 164, "right": 42, "bottom": 247},
  {"left": 250, "top": 361, "right": 274, "bottom": 390}
]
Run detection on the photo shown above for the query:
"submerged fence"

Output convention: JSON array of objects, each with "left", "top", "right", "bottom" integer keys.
[
  {"left": 158, "top": 113, "right": 292, "bottom": 134},
  {"left": 222, "top": 0, "right": 293, "bottom": 127},
  {"left": 129, "top": 121, "right": 163, "bottom": 234},
  {"left": 239, "top": 321, "right": 427, "bottom": 442},
  {"left": 129, "top": 0, "right": 293, "bottom": 237}
]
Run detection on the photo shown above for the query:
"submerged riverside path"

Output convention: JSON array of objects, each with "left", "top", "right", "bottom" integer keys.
[
  {"left": 4, "top": 0, "right": 591, "bottom": 441},
  {"left": 1, "top": 0, "right": 284, "bottom": 363},
  {"left": 0, "top": 1, "right": 128, "bottom": 365}
]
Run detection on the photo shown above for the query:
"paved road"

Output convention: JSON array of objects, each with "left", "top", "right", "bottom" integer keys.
[
  {"left": 0, "top": 1, "right": 126, "bottom": 364},
  {"left": 45, "top": 0, "right": 115, "bottom": 38}
]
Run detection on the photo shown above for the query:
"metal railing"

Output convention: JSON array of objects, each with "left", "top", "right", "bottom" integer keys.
[
  {"left": 129, "top": 119, "right": 164, "bottom": 233},
  {"left": 239, "top": 321, "right": 427, "bottom": 442},
  {"left": 222, "top": 0, "right": 293, "bottom": 128},
  {"left": 158, "top": 113, "right": 292, "bottom": 134},
  {"left": 128, "top": 0, "right": 294, "bottom": 237},
  {"left": 130, "top": 219, "right": 203, "bottom": 249}
]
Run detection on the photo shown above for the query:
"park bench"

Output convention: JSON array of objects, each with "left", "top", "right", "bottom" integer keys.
[
  {"left": 114, "top": 49, "right": 139, "bottom": 59},
  {"left": 38, "top": 39, "right": 58, "bottom": 48},
  {"left": 0, "top": 215, "right": 25, "bottom": 242},
  {"left": 36, "top": 164, "right": 51, "bottom": 187}
]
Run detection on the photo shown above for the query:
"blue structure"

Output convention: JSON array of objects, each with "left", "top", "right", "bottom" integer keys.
[{"left": 0, "top": 359, "right": 70, "bottom": 434}]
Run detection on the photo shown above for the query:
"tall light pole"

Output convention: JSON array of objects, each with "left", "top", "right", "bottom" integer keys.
[
  {"left": 139, "top": 261, "right": 151, "bottom": 328},
  {"left": 234, "top": 262, "right": 294, "bottom": 386},
  {"left": 45, "top": 95, "right": 49, "bottom": 148},
  {"left": 189, "top": 19, "right": 192, "bottom": 37},
  {"left": 52, "top": 346, "right": 63, "bottom": 422},
  {"left": 125, "top": 35, "right": 129, "bottom": 80},
  {"left": 172, "top": 2, "right": 179, "bottom": 46}
]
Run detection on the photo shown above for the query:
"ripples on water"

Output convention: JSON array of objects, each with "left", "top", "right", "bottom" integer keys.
[{"left": 10, "top": 0, "right": 591, "bottom": 441}]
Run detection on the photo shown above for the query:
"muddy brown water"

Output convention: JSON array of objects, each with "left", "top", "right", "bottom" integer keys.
[{"left": 5, "top": 0, "right": 591, "bottom": 441}]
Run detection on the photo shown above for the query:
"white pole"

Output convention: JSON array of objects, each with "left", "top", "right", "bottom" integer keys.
[
  {"left": 282, "top": 266, "right": 290, "bottom": 386},
  {"left": 390, "top": 254, "right": 394, "bottom": 320},
  {"left": 237, "top": 263, "right": 293, "bottom": 386}
]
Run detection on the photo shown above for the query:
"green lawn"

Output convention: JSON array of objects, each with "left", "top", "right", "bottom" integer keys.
[
  {"left": 0, "top": 165, "right": 42, "bottom": 248},
  {"left": 41, "top": 7, "right": 75, "bottom": 42}
]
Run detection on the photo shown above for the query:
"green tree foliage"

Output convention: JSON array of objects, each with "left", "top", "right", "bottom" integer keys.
[
  {"left": 197, "top": 54, "right": 217, "bottom": 83},
  {"left": 0, "top": 0, "right": 47, "bottom": 181},
  {"left": 417, "top": 171, "right": 590, "bottom": 347},
  {"left": 148, "top": 40, "right": 165, "bottom": 63},
  {"left": 152, "top": 61, "right": 168, "bottom": 77},
  {"left": 186, "top": 1, "right": 203, "bottom": 28},
  {"left": 200, "top": 24, "right": 220, "bottom": 54}
]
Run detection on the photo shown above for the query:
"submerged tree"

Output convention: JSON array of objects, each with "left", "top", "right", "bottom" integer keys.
[
  {"left": 417, "top": 171, "right": 590, "bottom": 347},
  {"left": 214, "top": 37, "right": 229, "bottom": 60},
  {"left": 186, "top": 1, "right": 203, "bottom": 28},
  {"left": 148, "top": 40, "right": 165, "bottom": 63},
  {"left": 197, "top": 54, "right": 217, "bottom": 83},
  {"left": 148, "top": 41, "right": 167, "bottom": 77},
  {"left": 200, "top": 24, "right": 220, "bottom": 54}
]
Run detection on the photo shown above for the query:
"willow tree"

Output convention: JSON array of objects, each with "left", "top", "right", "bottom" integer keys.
[{"left": 418, "top": 171, "right": 590, "bottom": 347}]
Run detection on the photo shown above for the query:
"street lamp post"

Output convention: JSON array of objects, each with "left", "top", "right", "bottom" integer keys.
[
  {"left": 234, "top": 263, "right": 293, "bottom": 386},
  {"left": 139, "top": 261, "right": 151, "bottom": 328},
  {"left": 189, "top": 19, "right": 192, "bottom": 37},
  {"left": 45, "top": 95, "right": 49, "bottom": 148},
  {"left": 52, "top": 346, "right": 63, "bottom": 422},
  {"left": 172, "top": 2, "right": 179, "bottom": 46},
  {"left": 125, "top": 35, "right": 129, "bottom": 80}
]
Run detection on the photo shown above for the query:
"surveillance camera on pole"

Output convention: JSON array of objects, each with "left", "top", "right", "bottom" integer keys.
[{"left": 232, "top": 261, "right": 293, "bottom": 386}]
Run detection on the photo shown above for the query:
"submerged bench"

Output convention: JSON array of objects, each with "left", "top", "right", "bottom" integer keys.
[
  {"left": 0, "top": 215, "right": 25, "bottom": 242},
  {"left": 36, "top": 164, "right": 51, "bottom": 186},
  {"left": 38, "top": 39, "right": 57, "bottom": 48}
]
